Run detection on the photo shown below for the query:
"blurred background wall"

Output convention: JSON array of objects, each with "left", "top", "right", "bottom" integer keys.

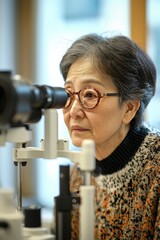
[{"left": 0, "top": 0, "right": 160, "bottom": 208}]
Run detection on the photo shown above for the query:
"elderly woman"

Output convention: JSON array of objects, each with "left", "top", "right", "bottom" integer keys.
[{"left": 60, "top": 34, "right": 160, "bottom": 239}]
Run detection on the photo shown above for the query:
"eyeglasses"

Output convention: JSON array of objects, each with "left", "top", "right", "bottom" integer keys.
[{"left": 64, "top": 87, "right": 119, "bottom": 110}]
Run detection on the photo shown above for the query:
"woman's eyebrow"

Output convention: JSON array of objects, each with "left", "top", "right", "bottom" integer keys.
[
  {"left": 64, "top": 81, "right": 73, "bottom": 86},
  {"left": 64, "top": 79, "right": 105, "bottom": 87}
]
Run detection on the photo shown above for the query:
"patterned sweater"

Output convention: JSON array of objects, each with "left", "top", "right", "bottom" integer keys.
[{"left": 70, "top": 125, "right": 160, "bottom": 239}]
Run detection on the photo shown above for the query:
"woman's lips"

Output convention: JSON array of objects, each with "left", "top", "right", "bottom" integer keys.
[{"left": 71, "top": 125, "right": 88, "bottom": 132}]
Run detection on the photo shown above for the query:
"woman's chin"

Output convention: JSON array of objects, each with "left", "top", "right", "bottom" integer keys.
[{"left": 72, "top": 138, "right": 83, "bottom": 148}]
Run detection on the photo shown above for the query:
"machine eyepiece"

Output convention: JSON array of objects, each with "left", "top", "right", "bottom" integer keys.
[{"left": 0, "top": 71, "right": 68, "bottom": 128}]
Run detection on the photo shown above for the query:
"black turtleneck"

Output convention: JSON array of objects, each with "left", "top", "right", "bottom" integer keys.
[{"left": 94, "top": 126, "right": 149, "bottom": 175}]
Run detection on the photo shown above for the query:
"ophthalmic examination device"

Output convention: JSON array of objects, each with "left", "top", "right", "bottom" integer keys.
[{"left": 0, "top": 71, "right": 95, "bottom": 240}]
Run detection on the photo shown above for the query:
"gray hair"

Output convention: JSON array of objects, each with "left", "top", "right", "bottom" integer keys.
[{"left": 60, "top": 33, "right": 157, "bottom": 128}]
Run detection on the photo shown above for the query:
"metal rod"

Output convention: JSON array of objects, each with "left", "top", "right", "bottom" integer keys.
[
  {"left": 84, "top": 171, "right": 91, "bottom": 185},
  {"left": 17, "top": 162, "right": 22, "bottom": 211}
]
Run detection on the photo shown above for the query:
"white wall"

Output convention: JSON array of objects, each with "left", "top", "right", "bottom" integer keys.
[{"left": 0, "top": 0, "right": 16, "bottom": 188}]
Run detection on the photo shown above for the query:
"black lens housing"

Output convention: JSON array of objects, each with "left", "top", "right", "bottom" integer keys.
[{"left": 0, "top": 71, "right": 68, "bottom": 128}]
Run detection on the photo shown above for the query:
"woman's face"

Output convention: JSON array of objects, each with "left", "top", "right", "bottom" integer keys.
[{"left": 62, "top": 58, "right": 132, "bottom": 159}]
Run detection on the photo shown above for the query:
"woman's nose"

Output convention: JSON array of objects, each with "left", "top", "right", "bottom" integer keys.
[{"left": 69, "top": 98, "right": 84, "bottom": 118}]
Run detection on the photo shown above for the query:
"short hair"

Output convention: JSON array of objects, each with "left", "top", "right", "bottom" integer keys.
[{"left": 60, "top": 33, "right": 157, "bottom": 128}]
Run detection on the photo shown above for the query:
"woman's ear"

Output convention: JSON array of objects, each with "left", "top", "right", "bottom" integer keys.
[{"left": 123, "top": 100, "right": 140, "bottom": 124}]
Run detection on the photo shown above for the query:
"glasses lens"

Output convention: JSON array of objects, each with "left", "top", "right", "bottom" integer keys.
[
  {"left": 80, "top": 88, "right": 99, "bottom": 109},
  {"left": 63, "top": 91, "right": 72, "bottom": 108}
]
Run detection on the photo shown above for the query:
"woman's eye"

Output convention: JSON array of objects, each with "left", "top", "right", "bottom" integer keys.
[{"left": 84, "top": 91, "right": 97, "bottom": 99}]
